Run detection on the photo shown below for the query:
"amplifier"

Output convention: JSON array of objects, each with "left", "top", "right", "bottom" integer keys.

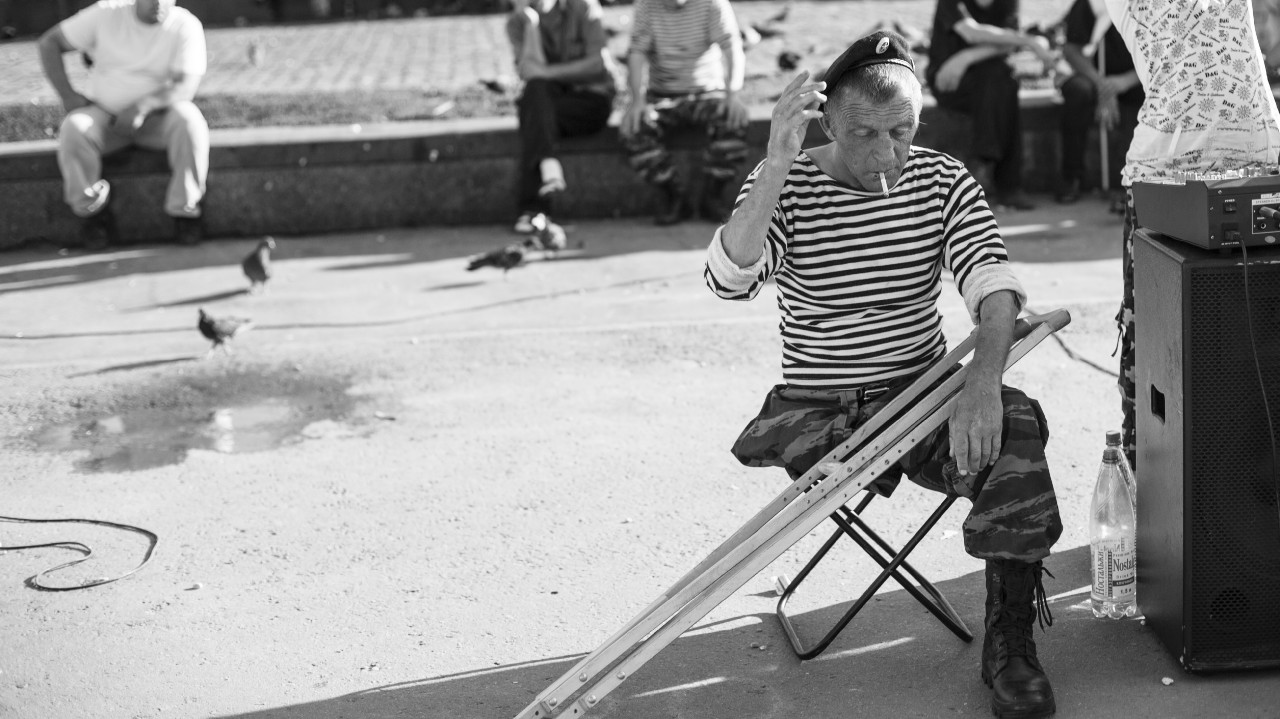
[{"left": 1132, "top": 172, "right": 1280, "bottom": 250}]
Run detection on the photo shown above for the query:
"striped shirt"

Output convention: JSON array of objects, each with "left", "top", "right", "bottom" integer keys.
[
  {"left": 704, "top": 146, "right": 1027, "bottom": 390},
  {"left": 629, "top": 0, "right": 739, "bottom": 95}
]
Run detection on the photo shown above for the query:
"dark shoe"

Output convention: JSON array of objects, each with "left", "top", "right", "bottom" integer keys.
[
  {"left": 696, "top": 177, "right": 733, "bottom": 223},
  {"left": 78, "top": 207, "right": 118, "bottom": 251},
  {"left": 982, "top": 559, "right": 1056, "bottom": 719},
  {"left": 654, "top": 182, "right": 691, "bottom": 226},
  {"left": 970, "top": 161, "right": 996, "bottom": 197},
  {"left": 994, "top": 191, "right": 1037, "bottom": 212},
  {"left": 1055, "top": 178, "right": 1081, "bottom": 204},
  {"left": 174, "top": 216, "right": 204, "bottom": 246}
]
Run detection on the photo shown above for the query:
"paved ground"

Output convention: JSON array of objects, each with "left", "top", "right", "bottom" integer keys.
[
  {"left": 3, "top": 196, "right": 1279, "bottom": 718},
  {"left": 0, "top": 0, "right": 1074, "bottom": 108}
]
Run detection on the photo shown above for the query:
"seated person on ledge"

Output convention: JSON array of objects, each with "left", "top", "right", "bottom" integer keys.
[
  {"left": 704, "top": 31, "right": 1063, "bottom": 719},
  {"left": 621, "top": 0, "right": 750, "bottom": 226},
  {"left": 1056, "top": 0, "right": 1143, "bottom": 208},
  {"left": 926, "top": 0, "right": 1057, "bottom": 211},
  {"left": 505, "top": 0, "right": 617, "bottom": 237},
  {"left": 38, "top": 0, "right": 209, "bottom": 249}
]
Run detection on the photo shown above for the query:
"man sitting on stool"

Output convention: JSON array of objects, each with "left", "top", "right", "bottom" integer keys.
[
  {"left": 705, "top": 31, "right": 1063, "bottom": 719},
  {"left": 38, "top": 0, "right": 208, "bottom": 249}
]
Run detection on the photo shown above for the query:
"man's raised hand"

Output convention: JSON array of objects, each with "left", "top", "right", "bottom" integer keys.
[{"left": 768, "top": 71, "right": 825, "bottom": 164}]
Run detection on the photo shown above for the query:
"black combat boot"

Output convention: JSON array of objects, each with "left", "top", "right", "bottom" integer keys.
[{"left": 983, "top": 558, "right": 1056, "bottom": 719}]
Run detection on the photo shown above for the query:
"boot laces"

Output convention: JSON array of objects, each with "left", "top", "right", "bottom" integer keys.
[{"left": 997, "top": 564, "right": 1054, "bottom": 657}]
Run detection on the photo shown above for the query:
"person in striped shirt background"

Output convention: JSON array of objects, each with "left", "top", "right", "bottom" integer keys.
[
  {"left": 704, "top": 31, "right": 1063, "bottom": 719},
  {"left": 620, "top": 0, "right": 750, "bottom": 225}
]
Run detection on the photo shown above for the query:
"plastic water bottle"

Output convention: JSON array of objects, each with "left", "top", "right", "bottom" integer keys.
[{"left": 1091, "top": 431, "right": 1138, "bottom": 619}]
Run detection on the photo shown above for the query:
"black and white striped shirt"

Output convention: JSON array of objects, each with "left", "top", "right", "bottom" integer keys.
[
  {"left": 629, "top": 0, "right": 738, "bottom": 95},
  {"left": 704, "top": 146, "right": 1026, "bottom": 389}
]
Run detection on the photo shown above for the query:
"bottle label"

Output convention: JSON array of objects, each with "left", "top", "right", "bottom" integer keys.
[{"left": 1091, "top": 537, "right": 1137, "bottom": 601}]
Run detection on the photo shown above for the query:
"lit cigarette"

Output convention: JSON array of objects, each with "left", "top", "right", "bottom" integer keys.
[{"left": 879, "top": 172, "right": 889, "bottom": 197}]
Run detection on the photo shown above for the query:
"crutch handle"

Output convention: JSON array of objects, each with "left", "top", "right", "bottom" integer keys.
[{"left": 1015, "top": 309, "right": 1072, "bottom": 338}]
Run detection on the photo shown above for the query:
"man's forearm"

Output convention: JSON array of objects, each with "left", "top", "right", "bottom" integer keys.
[
  {"left": 38, "top": 39, "right": 76, "bottom": 102},
  {"left": 136, "top": 75, "right": 201, "bottom": 113},
  {"left": 720, "top": 156, "right": 789, "bottom": 267},
  {"left": 1063, "top": 44, "right": 1102, "bottom": 85},
  {"left": 967, "top": 290, "right": 1018, "bottom": 389},
  {"left": 722, "top": 42, "right": 745, "bottom": 93},
  {"left": 955, "top": 20, "right": 1038, "bottom": 50},
  {"left": 544, "top": 50, "right": 606, "bottom": 83},
  {"left": 627, "top": 50, "right": 649, "bottom": 101}
]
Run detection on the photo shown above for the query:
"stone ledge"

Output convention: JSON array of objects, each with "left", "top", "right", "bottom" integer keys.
[{"left": 0, "top": 89, "right": 1088, "bottom": 248}]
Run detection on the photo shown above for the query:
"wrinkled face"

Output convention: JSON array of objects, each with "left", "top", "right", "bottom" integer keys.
[
  {"left": 135, "top": 0, "right": 176, "bottom": 24},
  {"left": 821, "top": 85, "right": 919, "bottom": 192}
]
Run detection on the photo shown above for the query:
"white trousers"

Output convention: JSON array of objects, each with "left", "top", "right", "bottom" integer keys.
[{"left": 57, "top": 101, "right": 209, "bottom": 218}]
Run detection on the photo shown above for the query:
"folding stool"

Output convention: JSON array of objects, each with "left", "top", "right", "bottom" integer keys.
[{"left": 775, "top": 490, "right": 972, "bottom": 660}]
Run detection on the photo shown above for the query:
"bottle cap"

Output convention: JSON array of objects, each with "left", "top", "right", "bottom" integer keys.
[{"left": 1106, "top": 430, "right": 1121, "bottom": 445}]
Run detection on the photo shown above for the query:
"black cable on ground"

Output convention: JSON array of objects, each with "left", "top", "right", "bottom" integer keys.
[
  {"left": 0, "top": 515, "right": 159, "bottom": 591},
  {"left": 1024, "top": 305, "right": 1120, "bottom": 378}
]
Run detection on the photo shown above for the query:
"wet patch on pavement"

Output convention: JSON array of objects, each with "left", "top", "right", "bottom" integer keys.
[{"left": 24, "top": 364, "right": 384, "bottom": 473}]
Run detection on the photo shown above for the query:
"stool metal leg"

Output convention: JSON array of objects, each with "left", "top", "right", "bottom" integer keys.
[{"left": 775, "top": 494, "right": 973, "bottom": 660}]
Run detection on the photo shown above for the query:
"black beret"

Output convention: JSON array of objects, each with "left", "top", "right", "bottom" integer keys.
[{"left": 821, "top": 30, "right": 915, "bottom": 104}]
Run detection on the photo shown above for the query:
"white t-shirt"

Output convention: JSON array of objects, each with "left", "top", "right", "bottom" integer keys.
[
  {"left": 60, "top": 0, "right": 206, "bottom": 114},
  {"left": 1103, "top": 0, "right": 1280, "bottom": 185}
]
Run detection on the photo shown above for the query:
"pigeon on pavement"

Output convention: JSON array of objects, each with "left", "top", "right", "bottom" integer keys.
[
  {"left": 198, "top": 308, "right": 254, "bottom": 357},
  {"left": 242, "top": 236, "right": 276, "bottom": 293},
  {"left": 466, "top": 244, "right": 526, "bottom": 275}
]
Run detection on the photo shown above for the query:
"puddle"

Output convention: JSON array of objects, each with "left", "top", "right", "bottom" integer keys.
[{"left": 26, "top": 367, "right": 374, "bottom": 473}]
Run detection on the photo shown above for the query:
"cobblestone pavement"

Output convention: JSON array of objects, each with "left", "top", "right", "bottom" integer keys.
[{"left": 0, "top": 0, "right": 1070, "bottom": 106}]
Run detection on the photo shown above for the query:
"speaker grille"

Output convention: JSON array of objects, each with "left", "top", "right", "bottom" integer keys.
[{"left": 1187, "top": 262, "right": 1280, "bottom": 665}]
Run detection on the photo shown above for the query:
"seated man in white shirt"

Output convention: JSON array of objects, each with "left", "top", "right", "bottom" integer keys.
[{"left": 38, "top": 0, "right": 209, "bottom": 249}]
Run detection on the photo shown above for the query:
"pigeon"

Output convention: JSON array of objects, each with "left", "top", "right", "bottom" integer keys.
[
  {"left": 466, "top": 244, "right": 527, "bottom": 275},
  {"left": 198, "top": 308, "right": 254, "bottom": 357},
  {"left": 242, "top": 236, "right": 275, "bottom": 293},
  {"left": 778, "top": 50, "right": 802, "bottom": 72}
]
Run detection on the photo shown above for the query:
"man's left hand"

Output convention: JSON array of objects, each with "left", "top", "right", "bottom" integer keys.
[
  {"left": 950, "top": 380, "right": 1004, "bottom": 476},
  {"left": 110, "top": 105, "right": 148, "bottom": 136},
  {"left": 720, "top": 93, "right": 749, "bottom": 131}
]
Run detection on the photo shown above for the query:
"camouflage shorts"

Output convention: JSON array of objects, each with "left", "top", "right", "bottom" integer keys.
[{"left": 730, "top": 371, "right": 1063, "bottom": 562}]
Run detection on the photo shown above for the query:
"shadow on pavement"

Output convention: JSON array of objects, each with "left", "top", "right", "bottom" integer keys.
[{"left": 210, "top": 545, "right": 1280, "bottom": 719}]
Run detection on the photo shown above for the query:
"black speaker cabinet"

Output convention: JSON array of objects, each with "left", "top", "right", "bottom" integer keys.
[{"left": 1134, "top": 228, "right": 1280, "bottom": 671}]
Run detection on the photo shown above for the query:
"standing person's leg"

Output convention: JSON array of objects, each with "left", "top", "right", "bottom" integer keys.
[
  {"left": 135, "top": 101, "right": 210, "bottom": 244},
  {"left": 689, "top": 93, "right": 749, "bottom": 222},
  {"left": 1118, "top": 189, "right": 1137, "bottom": 470},
  {"left": 935, "top": 58, "right": 1028, "bottom": 209},
  {"left": 1057, "top": 74, "right": 1096, "bottom": 203},
  {"left": 895, "top": 385, "right": 1061, "bottom": 719},
  {"left": 57, "top": 104, "right": 129, "bottom": 247},
  {"left": 622, "top": 96, "right": 686, "bottom": 225}
]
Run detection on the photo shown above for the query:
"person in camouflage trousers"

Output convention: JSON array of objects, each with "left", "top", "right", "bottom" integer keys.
[
  {"left": 620, "top": 0, "right": 749, "bottom": 225},
  {"left": 704, "top": 30, "right": 1063, "bottom": 718},
  {"left": 622, "top": 94, "right": 749, "bottom": 224},
  {"left": 731, "top": 372, "right": 1063, "bottom": 563}
]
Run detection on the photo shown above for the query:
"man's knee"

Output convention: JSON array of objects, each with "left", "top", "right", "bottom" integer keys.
[
  {"left": 1001, "top": 387, "right": 1050, "bottom": 447},
  {"left": 167, "top": 101, "right": 207, "bottom": 132},
  {"left": 59, "top": 110, "right": 99, "bottom": 147}
]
